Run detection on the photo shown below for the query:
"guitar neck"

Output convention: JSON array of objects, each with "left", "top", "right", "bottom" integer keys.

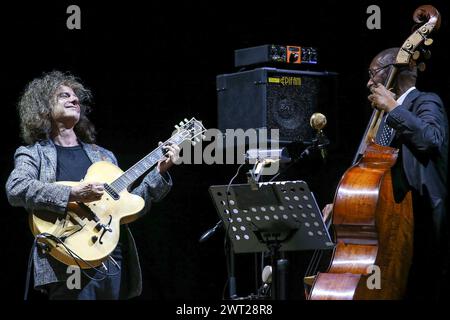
[
  {"left": 110, "top": 136, "right": 182, "bottom": 192},
  {"left": 111, "top": 148, "right": 165, "bottom": 192},
  {"left": 105, "top": 117, "right": 206, "bottom": 193}
]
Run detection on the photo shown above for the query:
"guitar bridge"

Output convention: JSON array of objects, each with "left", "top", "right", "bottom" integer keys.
[{"left": 104, "top": 183, "right": 120, "bottom": 200}]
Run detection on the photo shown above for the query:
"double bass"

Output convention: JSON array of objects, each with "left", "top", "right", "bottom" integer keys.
[{"left": 305, "top": 5, "right": 441, "bottom": 299}]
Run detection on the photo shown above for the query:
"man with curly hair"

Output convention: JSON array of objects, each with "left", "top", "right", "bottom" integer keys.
[{"left": 6, "top": 71, "right": 180, "bottom": 300}]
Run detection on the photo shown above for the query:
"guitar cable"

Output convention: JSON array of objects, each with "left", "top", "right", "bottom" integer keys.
[
  {"left": 23, "top": 233, "right": 122, "bottom": 300},
  {"left": 40, "top": 233, "right": 121, "bottom": 279}
]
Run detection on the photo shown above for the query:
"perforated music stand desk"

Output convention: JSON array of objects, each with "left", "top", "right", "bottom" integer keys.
[
  {"left": 209, "top": 180, "right": 334, "bottom": 254},
  {"left": 209, "top": 180, "right": 334, "bottom": 299}
]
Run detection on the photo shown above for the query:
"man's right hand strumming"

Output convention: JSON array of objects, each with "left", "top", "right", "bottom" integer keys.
[{"left": 69, "top": 182, "right": 104, "bottom": 202}]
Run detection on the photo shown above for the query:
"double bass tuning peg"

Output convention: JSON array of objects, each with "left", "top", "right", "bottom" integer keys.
[
  {"left": 421, "top": 49, "right": 431, "bottom": 60},
  {"left": 417, "top": 62, "right": 426, "bottom": 72},
  {"left": 424, "top": 38, "right": 434, "bottom": 46},
  {"left": 412, "top": 48, "right": 431, "bottom": 62}
]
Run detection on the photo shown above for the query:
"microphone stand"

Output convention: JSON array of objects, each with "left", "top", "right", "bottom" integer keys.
[
  {"left": 227, "top": 241, "right": 237, "bottom": 299},
  {"left": 199, "top": 220, "right": 237, "bottom": 299},
  {"left": 198, "top": 220, "right": 223, "bottom": 243}
]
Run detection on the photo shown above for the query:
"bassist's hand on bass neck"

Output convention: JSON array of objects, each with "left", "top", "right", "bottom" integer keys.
[{"left": 368, "top": 83, "right": 399, "bottom": 113}]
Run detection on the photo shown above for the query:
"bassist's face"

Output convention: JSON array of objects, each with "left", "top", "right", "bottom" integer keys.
[{"left": 367, "top": 60, "right": 392, "bottom": 89}]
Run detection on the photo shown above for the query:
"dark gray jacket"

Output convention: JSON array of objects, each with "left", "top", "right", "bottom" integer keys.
[
  {"left": 5, "top": 139, "right": 172, "bottom": 298},
  {"left": 387, "top": 89, "right": 448, "bottom": 208}
]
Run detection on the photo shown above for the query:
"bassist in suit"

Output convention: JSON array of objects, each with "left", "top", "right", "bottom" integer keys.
[{"left": 367, "top": 48, "right": 448, "bottom": 300}]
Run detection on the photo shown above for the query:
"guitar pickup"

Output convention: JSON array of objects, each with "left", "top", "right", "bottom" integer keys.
[{"left": 104, "top": 183, "right": 120, "bottom": 200}]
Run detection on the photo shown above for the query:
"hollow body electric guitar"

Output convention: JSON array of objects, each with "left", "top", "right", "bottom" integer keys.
[{"left": 30, "top": 118, "right": 206, "bottom": 268}]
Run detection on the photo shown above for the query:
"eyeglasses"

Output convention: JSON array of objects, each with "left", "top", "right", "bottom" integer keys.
[{"left": 368, "top": 63, "right": 396, "bottom": 82}]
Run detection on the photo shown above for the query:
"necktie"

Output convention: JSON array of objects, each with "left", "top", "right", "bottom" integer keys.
[{"left": 376, "top": 117, "right": 395, "bottom": 146}]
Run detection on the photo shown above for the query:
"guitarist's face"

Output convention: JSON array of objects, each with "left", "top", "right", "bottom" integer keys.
[{"left": 51, "top": 85, "right": 81, "bottom": 127}]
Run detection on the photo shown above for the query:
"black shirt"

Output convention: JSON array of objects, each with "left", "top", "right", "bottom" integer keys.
[{"left": 55, "top": 144, "right": 92, "bottom": 181}]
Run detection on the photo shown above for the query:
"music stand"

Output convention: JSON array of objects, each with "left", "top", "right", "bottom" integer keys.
[{"left": 209, "top": 180, "right": 334, "bottom": 299}]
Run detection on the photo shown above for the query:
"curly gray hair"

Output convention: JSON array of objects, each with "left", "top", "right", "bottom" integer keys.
[{"left": 18, "top": 71, "right": 96, "bottom": 144}]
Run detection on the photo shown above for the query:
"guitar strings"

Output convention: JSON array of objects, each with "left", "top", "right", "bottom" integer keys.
[{"left": 112, "top": 121, "right": 199, "bottom": 192}]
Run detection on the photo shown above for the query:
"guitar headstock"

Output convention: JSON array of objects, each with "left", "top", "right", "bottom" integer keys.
[
  {"left": 172, "top": 117, "right": 207, "bottom": 146},
  {"left": 395, "top": 5, "right": 440, "bottom": 70}
]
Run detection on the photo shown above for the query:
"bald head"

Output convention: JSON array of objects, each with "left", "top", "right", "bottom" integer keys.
[
  {"left": 373, "top": 48, "right": 400, "bottom": 67},
  {"left": 367, "top": 47, "right": 417, "bottom": 95}
]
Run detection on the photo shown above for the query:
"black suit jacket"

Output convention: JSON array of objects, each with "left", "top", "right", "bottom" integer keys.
[{"left": 386, "top": 88, "right": 448, "bottom": 209}]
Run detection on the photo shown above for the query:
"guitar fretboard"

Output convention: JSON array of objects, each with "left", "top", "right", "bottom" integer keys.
[
  {"left": 105, "top": 118, "right": 204, "bottom": 194},
  {"left": 110, "top": 147, "right": 166, "bottom": 192}
]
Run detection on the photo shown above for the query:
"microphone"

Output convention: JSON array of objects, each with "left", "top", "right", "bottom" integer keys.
[
  {"left": 258, "top": 265, "right": 272, "bottom": 296},
  {"left": 309, "top": 113, "right": 329, "bottom": 161},
  {"left": 310, "top": 112, "right": 327, "bottom": 131},
  {"left": 199, "top": 220, "right": 223, "bottom": 243},
  {"left": 262, "top": 265, "right": 272, "bottom": 284}
]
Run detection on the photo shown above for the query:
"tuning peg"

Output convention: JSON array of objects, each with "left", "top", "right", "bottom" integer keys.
[
  {"left": 417, "top": 62, "right": 426, "bottom": 72},
  {"left": 412, "top": 51, "right": 420, "bottom": 60},
  {"left": 184, "top": 118, "right": 189, "bottom": 123},
  {"left": 179, "top": 121, "right": 184, "bottom": 126},
  {"left": 175, "top": 125, "right": 180, "bottom": 130},
  {"left": 195, "top": 137, "right": 200, "bottom": 143},
  {"left": 424, "top": 38, "right": 433, "bottom": 46},
  {"left": 422, "top": 49, "right": 431, "bottom": 60},
  {"left": 191, "top": 141, "right": 197, "bottom": 146},
  {"left": 201, "top": 134, "right": 206, "bottom": 140}
]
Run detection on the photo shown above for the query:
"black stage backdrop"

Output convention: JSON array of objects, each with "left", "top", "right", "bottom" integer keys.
[{"left": 1, "top": 0, "right": 449, "bottom": 303}]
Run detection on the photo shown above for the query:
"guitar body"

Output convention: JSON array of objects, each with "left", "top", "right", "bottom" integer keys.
[{"left": 30, "top": 161, "right": 145, "bottom": 268}]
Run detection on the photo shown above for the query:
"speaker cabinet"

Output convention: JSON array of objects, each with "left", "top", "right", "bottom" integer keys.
[{"left": 217, "top": 68, "right": 337, "bottom": 143}]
